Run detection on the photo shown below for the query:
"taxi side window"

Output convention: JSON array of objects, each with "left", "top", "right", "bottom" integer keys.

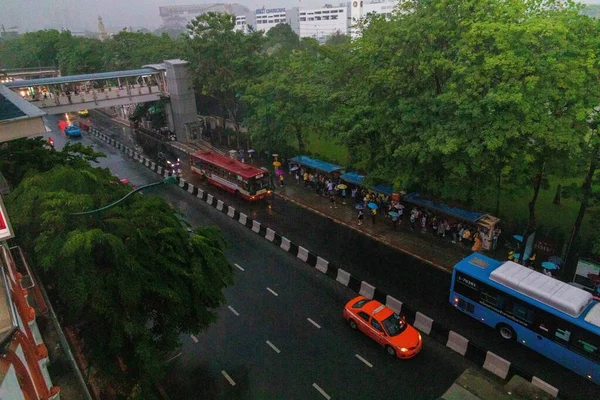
[
  {"left": 358, "top": 312, "right": 370, "bottom": 322},
  {"left": 370, "top": 319, "right": 383, "bottom": 332}
]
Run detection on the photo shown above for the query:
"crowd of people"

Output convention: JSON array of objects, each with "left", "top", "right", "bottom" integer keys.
[{"left": 288, "top": 163, "right": 501, "bottom": 254}]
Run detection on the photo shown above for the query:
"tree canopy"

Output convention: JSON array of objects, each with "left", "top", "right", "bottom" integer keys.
[{"left": 2, "top": 140, "right": 233, "bottom": 397}]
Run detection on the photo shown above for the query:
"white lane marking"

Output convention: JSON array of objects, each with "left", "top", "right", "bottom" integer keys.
[
  {"left": 267, "top": 287, "right": 279, "bottom": 297},
  {"left": 228, "top": 306, "right": 240, "bottom": 316},
  {"left": 165, "top": 352, "right": 182, "bottom": 363},
  {"left": 221, "top": 370, "right": 236, "bottom": 386},
  {"left": 190, "top": 335, "right": 198, "bottom": 343},
  {"left": 355, "top": 353, "right": 373, "bottom": 368},
  {"left": 266, "top": 340, "right": 281, "bottom": 354},
  {"left": 307, "top": 318, "right": 321, "bottom": 329},
  {"left": 312, "top": 383, "right": 331, "bottom": 400},
  {"left": 234, "top": 263, "right": 244, "bottom": 271}
]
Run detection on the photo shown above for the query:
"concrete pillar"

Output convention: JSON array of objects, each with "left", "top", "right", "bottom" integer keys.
[{"left": 163, "top": 59, "right": 198, "bottom": 142}]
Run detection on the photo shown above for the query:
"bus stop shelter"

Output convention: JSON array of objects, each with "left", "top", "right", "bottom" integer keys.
[{"left": 290, "top": 155, "right": 344, "bottom": 176}]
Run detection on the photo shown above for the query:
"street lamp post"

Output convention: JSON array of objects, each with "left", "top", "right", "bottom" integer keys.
[{"left": 69, "top": 176, "right": 177, "bottom": 216}]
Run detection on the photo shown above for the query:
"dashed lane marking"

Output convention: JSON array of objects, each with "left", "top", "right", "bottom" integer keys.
[
  {"left": 267, "top": 287, "right": 279, "bottom": 297},
  {"left": 228, "top": 306, "right": 240, "bottom": 316},
  {"left": 221, "top": 370, "right": 236, "bottom": 386},
  {"left": 355, "top": 353, "right": 373, "bottom": 368},
  {"left": 234, "top": 263, "right": 244, "bottom": 271},
  {"left": 312, "top": 383, "right": 331, "bottom": 399},
  {"left": 307, "top": 318, "right": 321, "bottom": 329},
  {"left": 266, "top": 340, "right": 281, "bottom": 354},
  {"left": 190, "top": 335, "right": 198, "bottom": 343}
]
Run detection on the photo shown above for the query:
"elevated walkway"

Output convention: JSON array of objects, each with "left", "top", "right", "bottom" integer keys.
[{"left": 4, "top": 68, "right": 166, "bottom": 115}]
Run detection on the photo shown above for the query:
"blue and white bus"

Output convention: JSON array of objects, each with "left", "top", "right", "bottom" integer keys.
[{"left": 450, "top": 253, "right": 600, "bottom": 384}]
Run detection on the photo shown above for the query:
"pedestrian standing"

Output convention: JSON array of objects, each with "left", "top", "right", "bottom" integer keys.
[
  {"left": 279, "top": 173, "right": 284, "bottom": 187},
  {"left": 295, "top": 170, "right": 300, "bottom": 184},
  {"left": 358, "top": 209, "right": 364, "bottom": 226},
  {"left": 421, "top": 214, "right": 427, "bottom": 233},
  {"left": 303, "top": 172, "right": 309, "bottom": 187},
  {"left": 371, "top": 208, "right": 377, "bottom": 224},
  {"left": 341, "top": 188, "right": 347, "bottom": 204},
  {"left": 351, "top": 187, "right": 358, "bottom": 201},
  {"left": 410, "top": 211, "right": 416, "bottom": 230},
  {"left": 392, "top": 215, "right": 398, "bottom": 231},
  {"left": 329, "top": 193, "right": 336, "bottom": 208}
]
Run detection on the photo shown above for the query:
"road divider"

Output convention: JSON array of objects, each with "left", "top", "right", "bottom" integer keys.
[
  {"left": 87, "top": 126, "right": 560, "bottom": 398},
  {"left": 307, "top": 318, "right": 321, "bottom": 329},
  {"left": 266, "top": 340, "right": 281, "bottom": 354},
  {"left": 221, "top": 370, "right": 236, "bottom": 386}
]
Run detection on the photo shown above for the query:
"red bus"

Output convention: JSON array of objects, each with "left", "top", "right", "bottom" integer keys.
[{"left": 190, "top": 151, "right": 270, "bottom": 201}]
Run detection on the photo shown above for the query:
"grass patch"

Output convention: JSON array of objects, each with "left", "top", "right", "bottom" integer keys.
[
  {"left": 474, "top": 177, "right": 590, "bottom": 243},
  {"left": 290, "top": 131, "right": 349, "bottom": 166}
]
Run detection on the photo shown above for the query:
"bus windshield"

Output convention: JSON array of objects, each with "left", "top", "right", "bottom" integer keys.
[{"left": 248, "top": 175, "right": 269, "bottom": 193}]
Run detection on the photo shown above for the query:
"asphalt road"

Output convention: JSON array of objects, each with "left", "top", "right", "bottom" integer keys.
[
  {"left": 46, "top": 113, "right": 600, "bottom": 399},
  {"left": 45, "top": 115, "right": 470, "bottom": 399}
]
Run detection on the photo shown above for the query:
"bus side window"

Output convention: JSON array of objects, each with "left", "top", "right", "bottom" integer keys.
[
  {"left": 510, "top": 301, "right": 534, "bottom": 323},
  {"left": 554, "top": 327, "right": 571, "bottom": 343},
  {"left": 571, "top": 329, "right": 600, "bottom": 362}
]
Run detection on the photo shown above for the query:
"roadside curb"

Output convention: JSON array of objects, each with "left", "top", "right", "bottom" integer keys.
[{"left": 87, "top": 126, "right": 559, "bottom": 398}]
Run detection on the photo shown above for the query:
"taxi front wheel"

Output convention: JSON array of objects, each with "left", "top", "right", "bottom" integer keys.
[{"left": 386, "top": 345, "right": 396, "bottom": 357}]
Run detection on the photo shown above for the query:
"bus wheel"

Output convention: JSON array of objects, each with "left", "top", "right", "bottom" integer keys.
[{"left": 497, "top": 324, "right": 516, "bottom": 341}]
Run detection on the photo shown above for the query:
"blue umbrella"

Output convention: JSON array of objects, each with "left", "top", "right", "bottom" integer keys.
[
  {"left": 355, "top": 204, "right": 365, "bottom": 210},
  {"left": 548, "top": 256, "right": 564, "bottom": 265},
  {"left": 388, "top": 211, "right": 400, "bottom": 217},
  {"left": 513, "top": 235, "right": 524, "bottom": 242},
  {"left": 542, "top": 261, "right": 559, "bottom": 271},
  {"left": 368, "top": 202, "right": 378, "bottom": 210}
]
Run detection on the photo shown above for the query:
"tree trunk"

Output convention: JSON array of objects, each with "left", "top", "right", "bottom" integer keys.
[
  {"left": 518, "top": 159, "right": 546, "bottom": 265},
  {"left": 562, "top": 144, "right": 599, "bottom": 276},
  {"left": 494, "top": 167, "right": 502, "bottom": 217},
  {"left": 295, "top": 126, "right": 305, "bottom": 153}
]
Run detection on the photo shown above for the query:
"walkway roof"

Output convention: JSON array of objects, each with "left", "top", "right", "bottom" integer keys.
[
  {"left": 403, "top": 192, "right": 485, "bottom": 223},
  {"left": 290, "top": 155, "right": 344, "bottom": 174},
  {"left": 340, "top": 172, "right": 365, "bottom": 185},
  {"left": 4, "top": 68, "right": 159, "bottom": 88}
]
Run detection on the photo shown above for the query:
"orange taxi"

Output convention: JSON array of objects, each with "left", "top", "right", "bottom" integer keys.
[{"left": 343, "top": 296, "right": 422, "bottom": 359}]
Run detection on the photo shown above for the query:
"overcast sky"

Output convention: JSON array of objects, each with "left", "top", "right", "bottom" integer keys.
[
  {"left": 1, "top": 0, "right": 598, "bottom": 33},
  {"left": 0, "top": 0, "right": 330, "bottom": 32}
]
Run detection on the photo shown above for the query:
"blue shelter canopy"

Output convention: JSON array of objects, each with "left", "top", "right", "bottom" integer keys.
[
  {"left": 372, "top": 184, "right": 394, "bottom": 196},
  {"left": 290, "top": 156, "right": 344, "bottom": 174},
  {"left": 403, "top": 193, "right": 485, "bottom": 223},
  {"left": 340, "top": 172, "right": 365, "bottom": 185}
]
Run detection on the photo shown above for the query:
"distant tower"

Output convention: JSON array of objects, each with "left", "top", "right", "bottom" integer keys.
[
  {"left": 350, "top": 0, "right": 364, "bottom": 39},
  {"left": 98, "top": 16, "right": 107, "bottom": 41}
]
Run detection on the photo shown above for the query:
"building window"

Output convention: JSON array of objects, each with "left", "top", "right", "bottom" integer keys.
[
  {"left": 315, "top": 16, "right": 321, "bottom": 20},
  {"left": 300, "top": 12, "right": 306, "bottom": 15},
  {"left": 308, "top": 17, "right": 314, "bottom": 21},
  {"left": 322, "top": 10, "right": 329, "bottom": 13},
  {"left": 300, "top": 17, "right": 306, "bottom": 21},
  {"left": 315, "top": 11, "right": 321, "bottom": 14},
  {"left": 323, "top": 16, "right": 330, "bottom": 20},
  {"left": 331, "top": 15, "right": 338, "bottom": 20}
]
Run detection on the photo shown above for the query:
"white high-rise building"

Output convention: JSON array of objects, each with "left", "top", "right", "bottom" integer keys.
[{"left": 299, "top": 4, "right": 349, "bottom": 42}]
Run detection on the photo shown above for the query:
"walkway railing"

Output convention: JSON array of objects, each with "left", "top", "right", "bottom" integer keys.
[{"left": 30, "top": 84, "right": 162, "bottom": 109}]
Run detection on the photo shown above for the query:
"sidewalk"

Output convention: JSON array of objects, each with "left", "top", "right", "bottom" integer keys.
[{"left": 273, "top": 182, "right": 472, "bottom": 272}]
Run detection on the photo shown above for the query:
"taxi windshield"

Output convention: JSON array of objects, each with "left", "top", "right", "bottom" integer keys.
[{"left": 382, "top": 313, "right": 407, "bottom": 337}]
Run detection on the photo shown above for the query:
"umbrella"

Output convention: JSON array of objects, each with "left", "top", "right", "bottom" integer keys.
[
  {"left": 393, "top": 203, "right": 404, "bottom": 210},
  {"left": 388, "top": 211, "right": 400, "bottom": 217},
  {"left": 542, "top": 261, "right": 559, "bottom": 271},
  {"left": 337, "top": 184, "right": 347, "bottom": 190},
  {"left": 513, "top": 235, "right": 524, "bottom": 242},
  {"left": 273, "top": 161, "right": 281, "bottom": 167},
  {"left": 248, "top": 149, "right": 255, "bottom": 153},
  {"left": 275, "top": 169, "right": 284, "bottom": 176},
  {"left": 272, "top": 153, "right": 279, "bottom": 158},
  {"left": 355, "top": 204, "right": 365, "bottom": 210},
  {"left": 290, "top": 166, "right": 299, "bottom": 171},
  {"left": 548, "top": 256, "right": 564, "bottom": 265},
  {"left": 368, "top": 202, "right": 378, "bottom": 210}
]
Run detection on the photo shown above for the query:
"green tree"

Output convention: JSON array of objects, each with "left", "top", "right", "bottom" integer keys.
[
  {"left": 56, "top": 33, "right": 105, "bottom": 75},
  {"left": 0, "top": 29, "right": 64, "bottom": 69},
  {"left": 5, "top": 152, "right": 233, "bottom": 396},
  {"left": 184, "top": 13, "right": 266, "bottom": 141},
  {"left": 0, "top": 137, "right": 103, "bottom": 187},
  {"left": 102, "top": 30, "right": 182, "bottom": 71},
  {"left": 263, "top": 23, "right": 300, "bottom": 54}
]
